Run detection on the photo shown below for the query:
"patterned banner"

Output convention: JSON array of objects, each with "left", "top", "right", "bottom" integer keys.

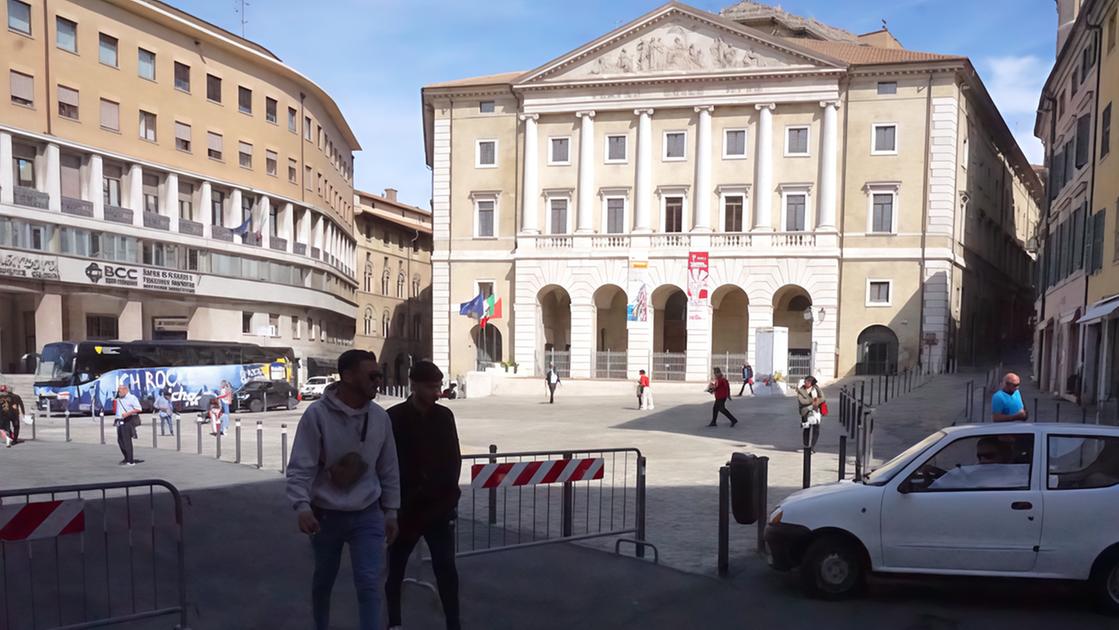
[
  {"left": 687, "top": 251, "right": 709, "bottom": 321},
  {"left": 627, "top": 261, "right": 648, "bottom": 322}
]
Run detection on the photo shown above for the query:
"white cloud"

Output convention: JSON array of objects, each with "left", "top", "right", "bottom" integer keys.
[{"left": 981, "top": 55, "right": 1049, "bottom": 116}]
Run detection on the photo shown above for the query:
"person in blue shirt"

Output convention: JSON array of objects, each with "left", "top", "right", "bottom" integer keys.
[
  {"left": 991, "top": 372, "right": 1028, "bottom": 422},
  {"left": 113, "top": 384, "right": 144, "bottom": 466}
]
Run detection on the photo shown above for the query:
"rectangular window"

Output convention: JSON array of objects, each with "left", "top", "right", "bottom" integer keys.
[
  {"left": 873, "top": 124, "right": 897, "bottom": 154},
  {"left": 265, "top": 97, "right": 277, "bottom": 123},
  {"left": 724, "top": 129, "right": 746, "bottom": 158},
  {"left": 242, "top": 312, "right": 253, "bottom": 334},
  {"left": 103, "top": 164, "right": 122, "bottom": 206},
  {"left": 606, "top": 135, "right": 627, "bottom": 162},
  {"left": 239, "top": 141, "right": 253, "bottom": 169},
  {"left": 142, "top": 173, "right": 159, "bottom": 214},
  {"left": 288, "top": 158, "right": 297, "bottom": 183},
  {"left": 549, "top": 198, "right": 568, "bottom": 234},
  {"left": 304, "top": 165, "right": 312, "bottom": 190},
  {"left": 269, "top": 205, "right": 278, "bottom": 236},
  {"left": 877, "top": 81, "right": 897, "bottom": 95},
  {"left": 1048, "top": 435, "right": 1119, "bottom": 489},
  {"left": 174, "top": 121, "right": 191, "bottom": 152},
  {"left": 9, "top": 70, "right": 33, "bottom": 107},
  {"left": 265, "top": 150, "right": 277, "bottom": 176},
  {"left": 476, "top": 199, "right": 495, "bottom": 237},
  {"left": 785, "top": 193, "right": 807, "bottom": 231},
  {"left": 479, "top": 100, "right": 495, "bottom": 113},
  {"left": 1108, "top": 10, "right": 1117, "bottom": 52},
  {"left": 549, "top": 137, "right": 570, "bottom": 164},
  {"left": 207, "top": 131, "right": 223, "bottom": 160},
  {"left": 206, "top": 74, "right": 222, "bottom": 102},
  {"left": 137, "top": 48, "right": 156, "bottom": 80},
  {"left": 664, "top": 131, "right": 686, "bottom": 160},
  {"left": 57, "top": 85, "right": 79, "bottom": 120},
  {"left": 86, "top": 315, "right": 118, "bottom": 341},
  {"left": 288, "top": 107, "right": 297, "bottom": 132},
  {"left": 304, "top": 116, "right": 312, "bottom": 140},
  {"left": 476, "top": 140, "right": 496, "bottom": 167},
  {"left": 1103, "top": 103, "right": 1112, "bottom": 160},
  {"left": 8, "top": 0, "right": 30, "bottom": 34},
  {"left": 60, "top": 154, "right": 81, "bottom": 198},
  {"left": 1076, "top": 114, "right": 1092, "bottom": 168},
  {"left": 56, "top": 16, "right": 77, "bottom": 52},
  {"left": 606, "top": 197, "right": 625, "bottom": 234},
  {"left": 1092, "top": 209, "right": 1106, "bottom": 273},
  {"left": 13, "top": 144, "right": 34, "bottom": 188},
  {"left": 211, "top": 190, "right": 225, "bottom": 225},
  {"left": 871, "top": 193, "right": 894, "bottom": 233},
  {"left": 664, "top": 196, "right": 684, "bottom": 232},
  {"left": 238, "top": 86, "right": 252, "bottom": 114},
  {"left": 868, "top": 281, "right": 891, "bottom": 305},
  {"left": 139, "top": 110, "right": 156, "bottom": 142},
  {"left": 178, "top": 182, "right": 193, "bottom": 220},
  {"left": 98, "top": 33, "right": 118, "bottom": 67},
  {"left": 174, "top": 61, "right": 190, "bottom": 92},
  {"left": 786, "top": 127, "right": 809, "bottom": 155},
  {"left": 724, "top": 195, "right": 744, "bottom": 232},
  {"left": 1065, "top": 139, "right": 1075, "bottom": 183}
]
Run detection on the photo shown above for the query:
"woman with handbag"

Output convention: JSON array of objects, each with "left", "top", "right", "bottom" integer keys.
[{"left": 796, "top": 376, "right": 826, "bottom": 452}]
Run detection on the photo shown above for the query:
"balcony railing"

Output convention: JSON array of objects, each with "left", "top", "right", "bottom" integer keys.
[
  {"left": 311, "top": 247, "right": 321, "bottom": 259},
  {"left": 651, "top": 233, "right": 690, "bottom": 248},
  {"left": 104, "top": 205, "right": 133, "bottom": 224},
  {"left": 61, "top": 196, "right": 93, "bottom": 217},
  {"left": 143, "top": 212, "right": 170, "bottom": 231},
  {"left": 591, "top": 234, "right": 630, "bottom": 248},
  {"left": 711, "top": 232, "right": 752, "bottom": 248},
  {"left": 772, "top": 232, "right": 815, "bottom": 248},
  {"left": 242, "top": 233, "right": 262, "bottom": 247},
  {"left": 521, "top": 230, "right": 823, "bottom": 251},
  {"left": 14, "top": 186, "right": 49, "bottom": 209},
  {"left": 269, "top": 237, "right": 288, "bottom": 252},
  {"left": 293, "top": 242, "right": 307, "bottom": 256},
  {"left": 178, "top": 219, "right": 203, "bottom": 237},
  {"left": 537, "top": 235, "right": 574, "bottom": 249},
  {"left": 211, "top": 225, "right": 234, "bottom": 242}
]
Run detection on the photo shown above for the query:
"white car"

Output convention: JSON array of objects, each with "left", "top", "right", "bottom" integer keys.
[
  {"left": 299, "top": 376, "right": 335, "bottom": 400},
  {"left": 764, "top": 422, "right": 1119, "bottom": 612}
]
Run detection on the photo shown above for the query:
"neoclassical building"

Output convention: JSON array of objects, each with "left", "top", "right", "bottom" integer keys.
[{"left": 422, "top": 1, "right": 1041, "bottom": 383}]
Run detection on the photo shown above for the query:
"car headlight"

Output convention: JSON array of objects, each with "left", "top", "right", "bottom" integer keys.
[{"left": 768, "top": 508, "right": 783, "bottom": 525}]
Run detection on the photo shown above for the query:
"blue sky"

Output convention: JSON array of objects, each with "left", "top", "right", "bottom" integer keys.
[{"left": 173, "top": 0, "right": 1056, "bottom": 209}]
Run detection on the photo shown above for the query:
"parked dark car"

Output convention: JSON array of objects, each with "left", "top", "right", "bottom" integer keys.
[{"left": 235, "top": 380, "right": 299, "bottom": 413}]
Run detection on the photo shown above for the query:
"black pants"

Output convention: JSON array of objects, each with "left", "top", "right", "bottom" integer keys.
[
  {"left": 116, "top": 423, "right": 135, "bottom": 463},
  {"left": 386, "top": 516, "right": 460, "bottom": 630},
  {"left": 548, "top": 382, "right": 557, "bottom": 404},
  {"left": 710, "top": 399, "right": 738, "bottom": 425},
  {"left": 738, "top": 379, "right": 753, "bottom": 396},
  {"left": 6, "top": 415, "right": 19, "bottom": 442},
  {"left": 802, "top": 423, "right": 820, "bottom": 449}
]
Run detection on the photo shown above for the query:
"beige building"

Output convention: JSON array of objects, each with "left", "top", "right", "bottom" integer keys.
[
  {"left": 0, "top": 0, "right": 360, "bottom": 379},
  {"left": 422, "top": 1, "right": 1041, "bottom": 383},
  {"left": 353, "top": 188, "right": 433, "bottom": 386}
]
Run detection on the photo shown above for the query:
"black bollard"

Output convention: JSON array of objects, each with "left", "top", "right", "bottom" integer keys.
[
  {"left": 176, "top": 414, "right": 182, "bottom": 452},
  {"left": 256, "top": 421, "right": 263, "bottom": 469},
  {"left": 152, "top": 415, "right": 157, "bottom": 448},
  {"left": 216, "top": 427, "right": 222, "bottom": 460},
  {"left": 281, "top": 424, "right": 289, "bottom": 474},
  {"left": 65, "top": 409, "right": 71, "bottom": 443},
  {"left": 802, "top": 443, "right": 812, "bottom": 489},
  {"left": 838, "top": 435, "right": 847, "bottom": 481},
  {"left": 488, "top": 444, "right": 498, "bottom": 525},
  {"left": 235, "top": 418, "right": 242, "bottom": 463},
  {"left": 718, "top": 465, "right": 729, "bottom": 577},
  {"left": 196, "top": 415, "right": 203, "bottom": 454},
  {"left": 99, "top": 411, "right": 106, "bottom": 445}
]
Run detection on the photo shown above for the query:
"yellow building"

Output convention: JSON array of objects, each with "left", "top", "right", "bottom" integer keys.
[
  {"left": 353, "top": 188, "right": 433, "bottom": 386},
  {"left": 0, "top": 0, "right": 360, "bottom": 379},
  {"left": 422, "top": 1, "right": 1041, "bottom": 383}
]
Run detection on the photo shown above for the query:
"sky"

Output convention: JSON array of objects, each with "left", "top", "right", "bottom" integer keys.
[{"left": 172, "top": 0, "right": 1057, "bottom": 210}]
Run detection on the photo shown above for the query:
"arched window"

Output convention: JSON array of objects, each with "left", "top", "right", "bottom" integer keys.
[
  {"left": 397, "top": 273, "right": 405, "bottom": 298},
  {"left": 363, "top": 264, "right": 373, "bottom": 293},
  {"left": 382, "top": 310, "right": 390, "bottom": 337},
  {"left": 381, "top": 270, "right": 390, "bottom": 295},
  {"left": 363, "top": 308, "right": 373, "bottom": 336},
  {"left": 412, "top": 274, "right": 421, "bottom": 298},
  {"left": 412, "top": 315, "right": 422, "bottom": 340}
]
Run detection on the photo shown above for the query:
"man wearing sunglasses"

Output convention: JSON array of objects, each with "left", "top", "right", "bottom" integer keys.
[
  {"left": 991, "top": 372, "right": 1028, "bottom": 422},
  {"left": 286, "top": 349, "right": 400, "bottom": 630}
]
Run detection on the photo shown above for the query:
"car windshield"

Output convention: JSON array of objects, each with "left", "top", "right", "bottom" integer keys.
[
  {"left": 865, "top": 431, "right": 946, "bottom": 486},
  {"left": 34, "top": 343, "right": 76, "bottom": 384},
  {"left": 241, "top": 381, "right": 269, "bottom": 391}
]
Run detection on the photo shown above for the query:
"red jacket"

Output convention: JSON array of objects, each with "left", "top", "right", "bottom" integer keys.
[
  {"left": 714, "top": 377, "right": 730, "bottom": 400},
  {"left": 639, "top": 375, "right": 650, "bottom": 388}
]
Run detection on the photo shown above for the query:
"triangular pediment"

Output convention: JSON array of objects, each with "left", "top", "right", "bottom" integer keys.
[{"left": 517, "top": 2, "right": 845, "bottom": 86}]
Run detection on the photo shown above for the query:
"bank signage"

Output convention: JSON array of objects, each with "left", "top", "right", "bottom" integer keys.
[
  {"left": 0, "top": 252, "right": 61, "bottom": 281},
  {"left": 74, "top": 261, "right": 197, "bottom": 294}
]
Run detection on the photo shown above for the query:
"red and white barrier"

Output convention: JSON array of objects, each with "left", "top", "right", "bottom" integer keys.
[
  {"left": 0, "top": 499, "right": 85, "bottom": 541},
  {"left": 471, "top": 458, "right": 605, "bottom": 489}
]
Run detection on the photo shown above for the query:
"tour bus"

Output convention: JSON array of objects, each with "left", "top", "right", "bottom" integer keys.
[{"left": 33, "top": 340, "right": 297, "bottom": 414}]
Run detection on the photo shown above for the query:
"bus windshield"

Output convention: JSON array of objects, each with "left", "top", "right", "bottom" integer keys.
[{"left": 34, "top": 343, "right": 76, "bottom": 385}]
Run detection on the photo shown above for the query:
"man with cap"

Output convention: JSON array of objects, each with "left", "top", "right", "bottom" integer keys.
[
  {"left": 385, "top": 360, "right": 462, "bottom": 630},
  {"left": 0, "top": 384, "right": 25, "bottom": 446}
]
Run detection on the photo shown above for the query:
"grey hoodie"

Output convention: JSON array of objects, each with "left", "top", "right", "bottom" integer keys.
[{"left": 285, "top": 384, "right": 400, "bottom": 515}]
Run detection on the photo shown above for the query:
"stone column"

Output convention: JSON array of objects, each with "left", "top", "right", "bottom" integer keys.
[
  {"left": 692, "top": 106, "right": 713, "bottom": 232},
  {"left": 127, "top": 164, "right": 144, "bottom": 227},
  {"left": 752, "top": 104, "right": 775, "bottom": 231},
  {"left": 313, "top": 214, "right": 324, "bottom": 258},
  {"left": 817, "top": 101, "right": 839, "bottom": 230},
  {"left": 199, "top": 181, "right": 213, "bottom": 238},
  {"left": 45, "top": 143, "right": 61, "bottom": 211},
  {"left": 163, "top": 172, "right": 180, "bottom": 232},
  {"left": 259, "top": 196, "right": 272, "bottom": 249},
  {"left": 576, "top": 111, "right": 596, "bottom": 234},
  {"left": 570, "top": 301, "right": 595, "bottom": 378},
  {"left": 520, "top": 113, "right": 540, "bottom": 235},
  {"left": 229, "top": 189, "right": 242, "bottom": 231},
  {"left": 35, "top": 294, "right": 63, "bottom": 348},
  {"left": 633, "top": 108, "right": 654, "bottom": 232},
  {"left": 0, "top": 132, "right": 12, "bottom": 205},
  {"left": 119, "top": 300, "right": 143, "bottom": 342},
  {"left": 300, "top": 208, "right": 312, "bottom": 250},
  {"left": 88, "top": 154, "right": 104, "bottom": 219},
  {"left": 282, "top": 202, "right": 295, "bottom": 252}
]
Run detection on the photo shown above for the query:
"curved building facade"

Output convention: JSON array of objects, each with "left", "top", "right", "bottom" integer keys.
[{"left": 1, "top": 0, "right": 359, "bottom": 378}]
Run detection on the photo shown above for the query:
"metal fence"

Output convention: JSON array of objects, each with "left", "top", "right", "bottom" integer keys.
[
  {"left": 651, "top": 352, "right": 686, "bottom": 382},
  {"left": 456, "top": 447, "right": 652, "bottom": 560},
  {"left": 787, "top": 352, "right": 812, "bottom": 381},
  {"left": 711, "top": 352, "right": 747, "bottom": 377},
  {"left": 540, "top": 350, "right": 571, "bottom": 378},
  {"left": 0, "top": 479, "right": 189, "bottom": 630},
  {"left": 594, "top": 351, "right": 628, "bottom": 379}
]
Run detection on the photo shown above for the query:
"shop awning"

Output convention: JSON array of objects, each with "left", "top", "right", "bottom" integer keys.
[{"left": 1077, "top": 296, "right": 1119, "bottom": 325}]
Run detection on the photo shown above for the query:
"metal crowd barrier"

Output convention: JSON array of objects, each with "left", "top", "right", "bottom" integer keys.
[
  {"left": 456, "top": 447, "right": 654, "bottom": 561},
  {"left": 836, "top": 385, "right": 875, "bottom": 481},
  {"left": 0, "top": 479, "right": 189, "bottom": 629}
]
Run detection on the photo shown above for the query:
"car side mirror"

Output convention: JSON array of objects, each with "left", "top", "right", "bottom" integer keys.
[{"left": 897, "top": 479, "right": 913, "bottom": 494}]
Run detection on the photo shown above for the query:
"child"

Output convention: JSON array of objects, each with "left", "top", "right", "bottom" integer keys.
[{"left": 208, "top": 398, "right": 224, "bottom": 435}]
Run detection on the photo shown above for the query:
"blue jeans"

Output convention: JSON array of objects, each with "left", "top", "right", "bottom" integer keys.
[
  {"left": 159, "top": 412, "right": 173, "bottom": 435},
  {"left": 310, "top": 503, "right": 385, "bottom": 630}
]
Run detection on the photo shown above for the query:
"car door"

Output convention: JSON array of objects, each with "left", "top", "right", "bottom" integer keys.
[{"left": 880, "top": 431, "right": 1042, "bottom": 573}]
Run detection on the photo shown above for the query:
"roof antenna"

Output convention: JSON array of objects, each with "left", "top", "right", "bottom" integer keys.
[{"left": 234, "top": 0, "right": 249, "bottom": 38}]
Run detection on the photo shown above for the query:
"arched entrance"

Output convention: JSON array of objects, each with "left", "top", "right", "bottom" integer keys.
[
  {"left": 773, "top": 285, "right": 813, "bottom": 380},
  {"left": 594, "top": 284, "right": 628, "bottom": 378},
  {"left": 538, "top": 285, "right": 572, "bottom": 376},
  {"left": 856, "top": 325, "right": 899, "bottom": 375},
  {"left": 471, "top": 325, "right": 503, "bottom": 369},
  {"left": 711, "top": 285, "right": 749, "bottom": 374},
  {"left": 652, "top": 285, "right": 687, "bottom": 380}
]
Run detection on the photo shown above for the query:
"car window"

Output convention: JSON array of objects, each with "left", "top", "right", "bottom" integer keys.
[
  {"left": 1048, "top": 435, "right": 1119, "bottom": 489},
  {"left": 867, "top": 431, "right": 945, "bottom": 485},
  {"left": 904, "top": 434, "right": 1034, "bottom": 492}
]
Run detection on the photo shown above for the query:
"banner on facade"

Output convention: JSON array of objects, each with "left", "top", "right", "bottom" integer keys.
[
  {"left": 59, "top": 259, "right": 198, "bottom": 294},
  {"left": 0, "top": 251, "right": 61, "bottom": 281},
  {"left": 687, "top": 251, "right": 709, "bottom": 321},
  {"left": 626, "top": 260, "right": 648, "bottom": 323}
]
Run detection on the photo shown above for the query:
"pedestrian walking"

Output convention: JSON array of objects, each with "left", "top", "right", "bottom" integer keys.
[
  {"left": 113, "top": 384, "right": 143, "bottom": 466},
  {"left": 207, "top": 398, "right": 224, "bottom": 435},
  {"left": 797, "top": 376, "right": 825, "bottom": 452},
  {"left": 637, "top": 369, "right": 655, "bottom": 410},
  {"left": 0, "top": 383, "right": 25, "bottom": 445},
  {"left": 286, "top": 349, "right": 400, "bottom": 630},
  {"left": 737, "top": 362, "right": 754, "bottom": 396},
  {"left": 545, "top": 363, "right": 561, "bottom": 404},
  {"left": 385, "top": 361, "right": 462, "bottom": 630},
  {"left": 706, "top": 367, "right": 738, "bottom": 427},
  {"left": 154, "top": 388, "right": 174, "bottom": 436},
  {"left": 218, "top": 380, "right": 233, "bottom": 433},
  {"left": 991, "top": 372, "right": 1027, "bottom": 422}
]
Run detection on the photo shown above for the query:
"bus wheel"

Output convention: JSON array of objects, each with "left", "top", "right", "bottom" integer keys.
[{"left": 249, "top": 399, "right": 264, "bottom": 413}]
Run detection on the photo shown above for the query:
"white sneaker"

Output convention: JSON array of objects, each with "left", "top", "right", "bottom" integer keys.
[{"left": 4, "top": 435, "right": 10, "bottom": 447}]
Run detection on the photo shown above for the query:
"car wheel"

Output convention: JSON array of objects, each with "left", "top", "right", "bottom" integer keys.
[
  {"left": 799, "top": 535, "right": 866, "bottom": 600},
  {"left": 248, "top": 399, "right": 264, "bottom": 414},
  {"left": 286, "top": 397, "right": 297, "bottom": 410},
  {"left": 1092, "top": 549, "right": 1119, "bottom": 614}
]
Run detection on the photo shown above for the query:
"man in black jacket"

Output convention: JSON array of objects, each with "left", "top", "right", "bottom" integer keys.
[{"left": 385, "top": 361, "right": 461, "bottom": 630}]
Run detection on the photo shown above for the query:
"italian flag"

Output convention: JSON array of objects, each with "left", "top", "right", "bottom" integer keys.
[{"left": 480, "top": 294, "right": 502, "bottom": 328}]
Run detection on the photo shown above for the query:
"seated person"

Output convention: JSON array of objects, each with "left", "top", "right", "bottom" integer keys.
[{"left": 927, "top": 436, "right": 1030, "bottom": 490}]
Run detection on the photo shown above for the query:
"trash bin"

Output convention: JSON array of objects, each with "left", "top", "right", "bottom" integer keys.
[{"left": 729, "top": 452, "right": 760, "bottom": 524}]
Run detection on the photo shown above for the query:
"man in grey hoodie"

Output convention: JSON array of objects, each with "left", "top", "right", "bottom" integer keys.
[{"left": 286, "top": 349, "right": 400, "bottom": 630}]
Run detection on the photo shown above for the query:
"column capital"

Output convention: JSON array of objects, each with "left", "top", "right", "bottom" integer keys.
[
  {"left": 518, "top": 113, "right": 539, "bottom": 122},
  {"left": 575, "top": 110, "right": 596, "bottom": 119},
  {"left": 819, "top": 100, "right": 841, "bottom": 110},
  {"left": 634, "top": 108, "right": 655, "bottom": 117},
  {"left": 694, "top": 105, "right": 714, "bottom": 114},
  {"left": 754, "top": 103, "right": 776, "bottom": 111}
]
